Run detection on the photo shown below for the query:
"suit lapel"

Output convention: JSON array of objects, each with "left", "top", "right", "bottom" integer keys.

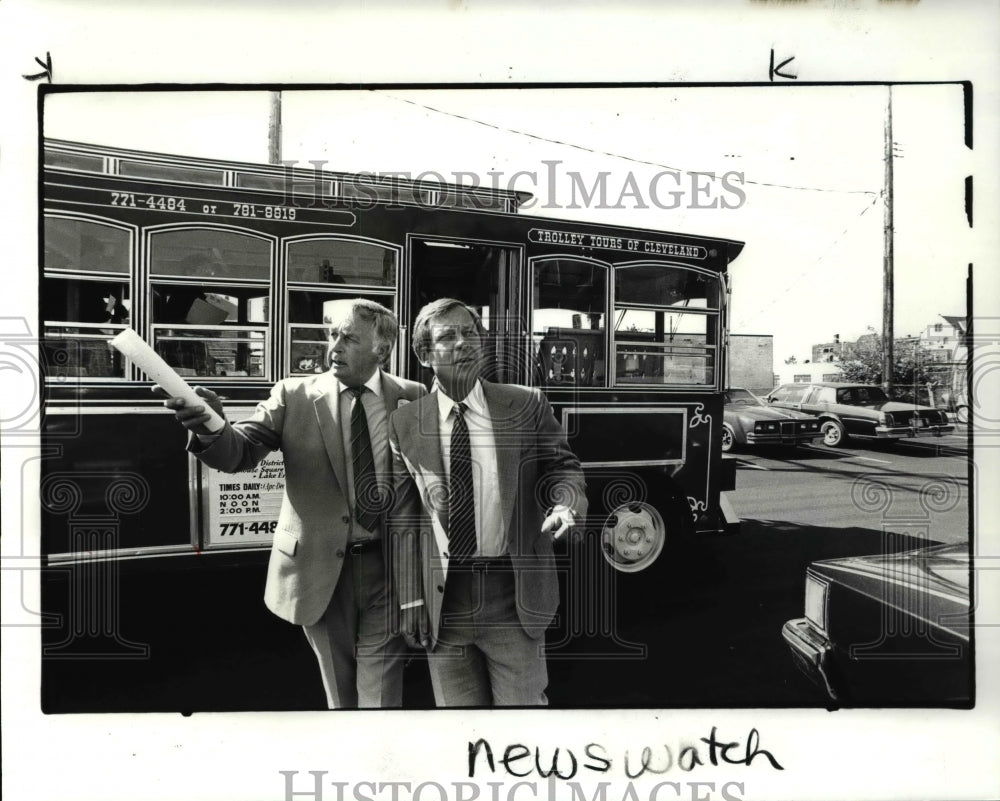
[
  {"left": 482, "top": 381, "right": 521, "bottom": 545},
  {"left": 380, "top": 370, "right": 402, "bottom": 411},
  {"left": 312, "top": 372, "right": 349, "bottom": 494},
  {"left": 412, "top": 391, "right": 445, "bottom": 471},
  {"left": 406, "top": 392, "right": 448, "bottom": 535}
]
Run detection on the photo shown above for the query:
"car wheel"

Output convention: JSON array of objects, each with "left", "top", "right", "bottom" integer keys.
[
  {"left": 721, "top": 423, "right": 736, "bottom": 453},
  {"left": 821, "top": 419, "right": 846, "bottom": 447}
]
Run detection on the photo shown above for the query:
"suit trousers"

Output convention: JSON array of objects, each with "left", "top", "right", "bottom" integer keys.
[
  {"left": 428, "top": 562, "right": 549, "bottom": 707},
  {"left": 302, "top": 545, "right": 407, "bottom": 709}
]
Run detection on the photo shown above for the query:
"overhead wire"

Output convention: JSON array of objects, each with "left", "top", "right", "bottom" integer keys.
[
  {"left": 735, "top": 192, "right": 883, "bottom": 327},
  {"left": 377, "top": 91, "right": 880, "bottom": 197}
]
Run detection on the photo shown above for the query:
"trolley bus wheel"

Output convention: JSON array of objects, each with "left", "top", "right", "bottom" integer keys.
[
  {"left": 721, "top": 423, "right": 736, "bottom": 453},
  {"left": 601, "top": 502, "right": 666, "bottom": 573}
]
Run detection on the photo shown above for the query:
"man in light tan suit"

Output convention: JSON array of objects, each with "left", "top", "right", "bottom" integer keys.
[
  {"left": 159, "top": 299, "right": 426, "bottom": 708},
  {"left": 389, "top": 298, "right": 587, "bottom": 706}
]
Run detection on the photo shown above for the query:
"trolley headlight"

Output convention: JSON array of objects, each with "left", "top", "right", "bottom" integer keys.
[{"left": 804, "top": 573, "right": 829, "bottom": 632}]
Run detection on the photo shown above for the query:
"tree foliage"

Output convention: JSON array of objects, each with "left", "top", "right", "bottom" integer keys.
[{"left": 836, "top": 327, "right": 936, "bottom": 392}]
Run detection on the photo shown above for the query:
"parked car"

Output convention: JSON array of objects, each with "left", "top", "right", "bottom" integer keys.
[
  {"left": 951, "top": 388, "right": 970, "bottom": 424},
  {"left": 765, "top": 382, "right": 954, "bottom": 446},
  {"left": 721, "top": 387, "right": 821, "bottom": 452},
  {"left": 782, "top": 542, "right": 971, "bottom": 705}
]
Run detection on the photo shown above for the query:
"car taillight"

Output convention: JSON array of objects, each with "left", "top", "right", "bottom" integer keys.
[{"left": 805, "top": 574, "right": 829, "bottom": 632}]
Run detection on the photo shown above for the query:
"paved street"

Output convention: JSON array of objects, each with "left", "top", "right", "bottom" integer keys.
[
  {"left": 546, "top": 427, "right": 972, "bottom": 708},
  {"left": 727, "top": 427, "right": 970, "bottom": 545}
]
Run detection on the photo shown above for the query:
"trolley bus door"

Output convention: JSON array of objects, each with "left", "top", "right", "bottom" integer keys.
[{"left": 405, "top": 236, "right": 523, "bottom": 386}]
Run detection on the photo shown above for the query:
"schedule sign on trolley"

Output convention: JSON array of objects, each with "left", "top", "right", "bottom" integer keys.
[{"left": 198, "top": 412, "right": 286, "bottom": 549}]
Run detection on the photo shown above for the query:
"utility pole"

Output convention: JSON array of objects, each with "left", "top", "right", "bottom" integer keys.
[
  {"left": 267, "top": 91, "right": 282, "bottom": 165},
  {"left": 882, "top": 86, "right": 894, "bottom": 393}
]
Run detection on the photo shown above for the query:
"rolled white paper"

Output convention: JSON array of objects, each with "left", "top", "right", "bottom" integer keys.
[{"left": 110, "top": 328, "right": 226, "bottom": 432}]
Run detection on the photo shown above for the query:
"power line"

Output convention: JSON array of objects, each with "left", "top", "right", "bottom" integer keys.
[
  {"left": 735, "top": 192, "right": 882, "bottom": 326},
  {"left": 377, "top": 91, "right": 879, "bottom": 197}
]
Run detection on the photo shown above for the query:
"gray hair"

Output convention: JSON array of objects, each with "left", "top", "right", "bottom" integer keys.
[{"left": 325, "top": 299, "right": 399, "bottom": 364}]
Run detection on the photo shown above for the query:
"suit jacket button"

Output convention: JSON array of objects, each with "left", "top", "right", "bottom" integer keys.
[
  {"left": 341, "top": 515, "right": 350, "bottom": 525},
  {"left": 336, "top": 549, "right": 345, "bottom": 558},
  {"left": 436, "top": 585, "right": 444, "bottom": 593}
]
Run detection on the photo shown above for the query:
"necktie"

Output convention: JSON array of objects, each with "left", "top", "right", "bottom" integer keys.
[
  {"left": 448, "top": 403, "right": 477, "bottom": 563},
  {"left": 348, "top": 386, "right": 380, "bottom": 533}
]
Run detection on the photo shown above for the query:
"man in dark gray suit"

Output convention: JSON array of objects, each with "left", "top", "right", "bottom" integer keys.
[
  {"left": 389, "top": 298, "right": 587, "bottom": 706},
  {"left": 159, "top": 299, "right": 426, "bottom": 708}
]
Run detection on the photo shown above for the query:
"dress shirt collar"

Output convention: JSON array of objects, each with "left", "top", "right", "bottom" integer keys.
[
  {"left": 338, "top": 368, "right": 383, "bottom": 398},
  {"left": 436, "top": 378, "right": 487, "bottom": 423}
]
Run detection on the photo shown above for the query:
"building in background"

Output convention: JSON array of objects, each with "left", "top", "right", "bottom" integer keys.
[
  {"left": 919, "top": 317, "right": 963, "bottom": 363},
  {"left": 773, "top": 315, "right": 967, "bottom": 407},
  {"left": 919, "top": 316, "right": 968, "bottom": 410},
  {"left": 773, "top": 360, "right": 844, "bottom": 387},
  {"left": 811, "top": 333, "right": 854, "bottom": 364},
  {"left": 728, "top": 333, "right": 774, "bottom": 395}
]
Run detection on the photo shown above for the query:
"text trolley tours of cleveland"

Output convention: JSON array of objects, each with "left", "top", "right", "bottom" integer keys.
[{"left": 39, "top": 138, "right": 745, "bottom": 708}]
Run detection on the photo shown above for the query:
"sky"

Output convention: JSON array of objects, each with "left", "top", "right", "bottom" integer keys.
[{"left": 41, "top": 85, "right": 970, "bottom": 368}]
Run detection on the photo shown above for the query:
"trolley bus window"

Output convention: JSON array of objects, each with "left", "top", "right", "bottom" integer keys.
[
  {"left": 149, "top": 229, "right": 272, "bottom": 379},
  {"left": 43, "top": 217, "right": 132, "bottom": 378},
  {"left": 531, "top": 258, "right": 608, "bottom": 388},
  {"left": 46, "top": 217, "right": 131, "bottom": 273},
  {"left": 286, "top": 239, "right": 396, "bottom": 286},
  {"left": 285, "top": 238, "right": 398, "bottom": 376},
  {"left": 616, "top": 263, "right": 719, "bottom": 308},
  {"left": 614, "top": 264, "right": 720, "bottom": 387},
  {"left": 118, "top": 159, "right": 225, "bottom": 186},
  {"left": 150, "top": 229, "right": 270, "bottom": 279},
  {"left": 287, "top": 291, "right": 396, "bottom": 375},
  {"left": 44, "top": 149, "right": 104, "bottom": 173}
]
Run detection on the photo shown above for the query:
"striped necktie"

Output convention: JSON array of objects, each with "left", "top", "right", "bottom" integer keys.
[
  {"left": 448, "top": 402, "right": 477, "bottom": 562},
  {"left": 348, "top": 386, "right": 380, "bottom": 533}
]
